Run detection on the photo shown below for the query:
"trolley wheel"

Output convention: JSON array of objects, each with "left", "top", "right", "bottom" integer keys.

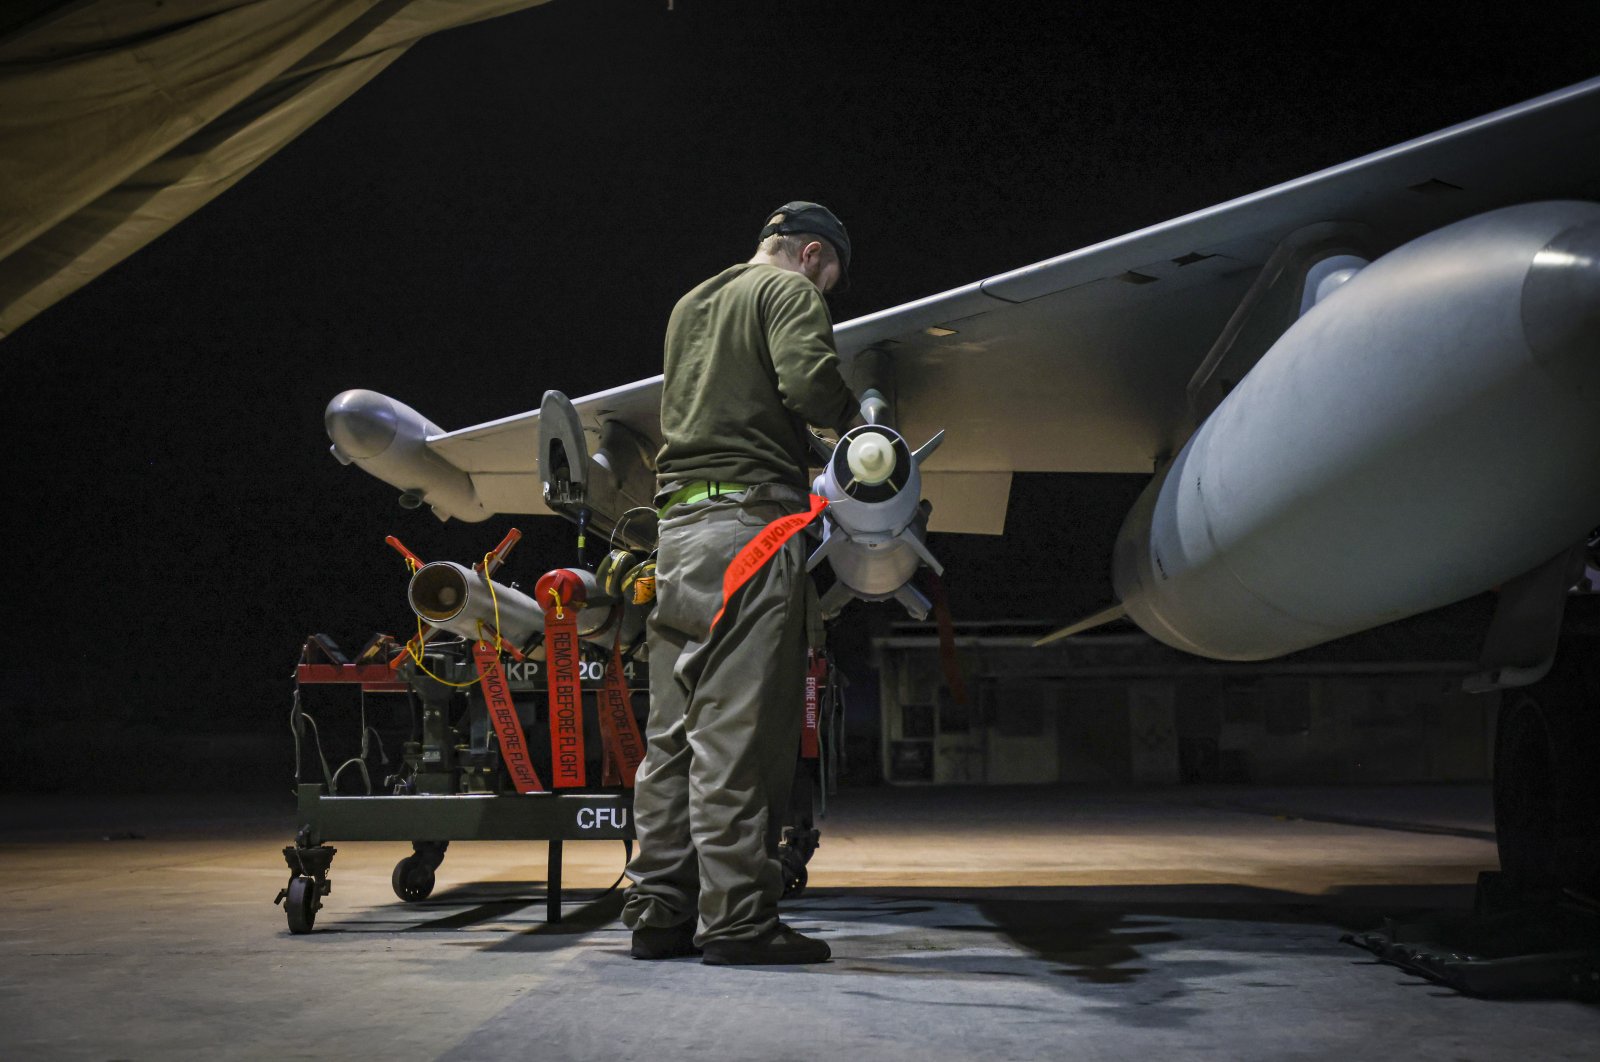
[
  {"left": 392, "top": 855, "right": 437, "bottom": 902},
  {"left": 285, "top": 875, "right": 320, "bottom": 934}
]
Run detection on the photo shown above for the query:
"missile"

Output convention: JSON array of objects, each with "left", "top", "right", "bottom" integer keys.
[
  {"left": 1109, "top": 200, "right": 1600, "bottom": 660},
  {"left": 809, "top": 390, "right": 946, "bottom": 619},
  {"left": 409, "top": 561, "right": 547, "bottom": 646},
  {"left": 407, "top": 559, "right": 647, "bottom": 649},
  {"left": 325, "top": 389, "right": 490, "bottom": 522}
]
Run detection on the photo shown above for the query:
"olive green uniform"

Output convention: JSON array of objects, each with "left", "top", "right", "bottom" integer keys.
[{"left": 622, "top": 263, "right": 855, "bottom": 944}]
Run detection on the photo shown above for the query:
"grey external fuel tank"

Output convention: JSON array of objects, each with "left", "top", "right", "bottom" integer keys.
[{"left": 1114, "top": 201, "right": 1600, "bottom": 660}]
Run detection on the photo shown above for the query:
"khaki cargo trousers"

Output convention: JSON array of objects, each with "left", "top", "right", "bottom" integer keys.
[{"left": 621, "top": 485, "right": 817, "bottom": 945}]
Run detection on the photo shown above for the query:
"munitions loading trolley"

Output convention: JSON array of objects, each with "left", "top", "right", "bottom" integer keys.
[
  {"left": 275, "top": 521, "right": 658, "bottom": 933},
  {"left": 280, "top": 635, "right": 645, "bottom": 932},
  {"left": 275, "top": 529, "right": 844, "bottom": 934}
]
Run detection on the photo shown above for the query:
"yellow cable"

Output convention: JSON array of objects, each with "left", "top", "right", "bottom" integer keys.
[
  {"left": 483, "top": 551, "right": 505, "bottom": 654},
  {"left": 547, "top": 586, "right": 565, "bottom": 620},
  {"left": 403, "top": 626, "right": 485, "bottom": 688}
]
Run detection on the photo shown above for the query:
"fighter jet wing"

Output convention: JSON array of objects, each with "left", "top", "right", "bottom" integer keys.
[
  {"left": 424, "top": 375, "right": 665, "bottom": 518},
  {"left": 370, "top": 76, "right": 1600, "bottom": 534},
  {"left": 828, "top": 75, "right": 1600, "bottom": 531}
]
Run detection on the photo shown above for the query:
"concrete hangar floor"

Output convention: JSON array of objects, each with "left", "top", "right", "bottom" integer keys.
[{"left": 1, "top": 785, "right": 1595, "bottom": 1061}]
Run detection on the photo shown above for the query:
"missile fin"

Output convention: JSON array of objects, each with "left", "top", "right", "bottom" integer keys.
[
  {"left": 817, "top": 580, "right": 854, "bottom": 619},
  {"left": 902, "top": 528, "right": 944, "bottom": 575},
  {"left": 912, "top": 429, "right": 945, "bottom": 465},
  {"left": 859, "top": 389, "right": 889, "bottom": 425},
  {"left": 1034, "top": 603, "right": 1129, "bottom": 647},
  {"left": 806, "top": 532, "right": 839, "bottom": 572},
  {"left": 893, "top": 581, "right": 932, "bottom": 620}
]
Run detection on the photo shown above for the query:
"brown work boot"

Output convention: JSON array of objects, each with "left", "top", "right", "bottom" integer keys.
[
  {"left": 631, "top": 921, "right": 700, "bottom": 959},
  {"left": 701, "top": 923, "right": 830, "bottom": 966}
]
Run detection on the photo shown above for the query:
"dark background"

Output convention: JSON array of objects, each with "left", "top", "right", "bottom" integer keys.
[{"left": 3, "top": 0, "right": 1597, "bottom": 790}]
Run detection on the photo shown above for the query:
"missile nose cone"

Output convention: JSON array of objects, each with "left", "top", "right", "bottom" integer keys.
[
  {"left": 1523, "top": 219, "right": 1600, "bottom": 397},
  {"left": 326, "top": 389, "right": 399, "bottom": 459},
  {"left": 848, "top": 432, "right": 896, "bottom": 485}
]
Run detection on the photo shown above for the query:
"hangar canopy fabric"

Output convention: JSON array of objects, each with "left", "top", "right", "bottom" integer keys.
[{"left": 0, "top": 0, "right": 549, "bottom": 339}]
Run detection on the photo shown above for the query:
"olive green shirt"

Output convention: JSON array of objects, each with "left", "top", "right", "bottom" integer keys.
[{"left": 656, "top": 263, "right": 856, "bottom": 493}]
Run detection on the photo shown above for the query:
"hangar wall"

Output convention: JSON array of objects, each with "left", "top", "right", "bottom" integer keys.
[{"left": 875, "top": 625, "right": 1497, "bottom": 786}]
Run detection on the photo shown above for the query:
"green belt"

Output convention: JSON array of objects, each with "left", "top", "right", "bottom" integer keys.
[{"left": 657, "top": 480, "right": 747, "bottom": 517}]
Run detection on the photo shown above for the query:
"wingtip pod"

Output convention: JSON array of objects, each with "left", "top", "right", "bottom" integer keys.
[
  {"left": 324, "top": 389, "right": 490, "bottom": 522},
  {"left": 326, "top": 389, "right": 401, "bottom": 461}
]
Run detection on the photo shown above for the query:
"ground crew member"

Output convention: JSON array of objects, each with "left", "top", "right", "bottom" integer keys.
[{"left": 622, "top": 202, "right": 858, "bottom": 965}]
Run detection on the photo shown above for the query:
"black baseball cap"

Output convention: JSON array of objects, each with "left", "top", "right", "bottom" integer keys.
[{"left": 759, "top": 201, "right": 851, "bottom": 285}]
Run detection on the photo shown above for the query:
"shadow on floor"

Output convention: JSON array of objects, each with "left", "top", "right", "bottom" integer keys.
[
  {"left": 347, "top": 878, "right": 1484, "bottom": 981},
  {"left": 805, "top": 883, "right": 1480, "bottom": 985}
]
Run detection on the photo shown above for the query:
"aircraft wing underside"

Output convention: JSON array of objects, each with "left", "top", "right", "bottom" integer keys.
[{"left": 413, "top": 76, "right": 1600, "bottom": 535}]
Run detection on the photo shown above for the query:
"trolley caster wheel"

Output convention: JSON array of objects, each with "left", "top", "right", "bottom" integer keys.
[
  {"left": 392, "top": 855, "right": 436, "bottom": 902},
  {"left": 285, "top": 875, "right": 320, "bottom": 934}
]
